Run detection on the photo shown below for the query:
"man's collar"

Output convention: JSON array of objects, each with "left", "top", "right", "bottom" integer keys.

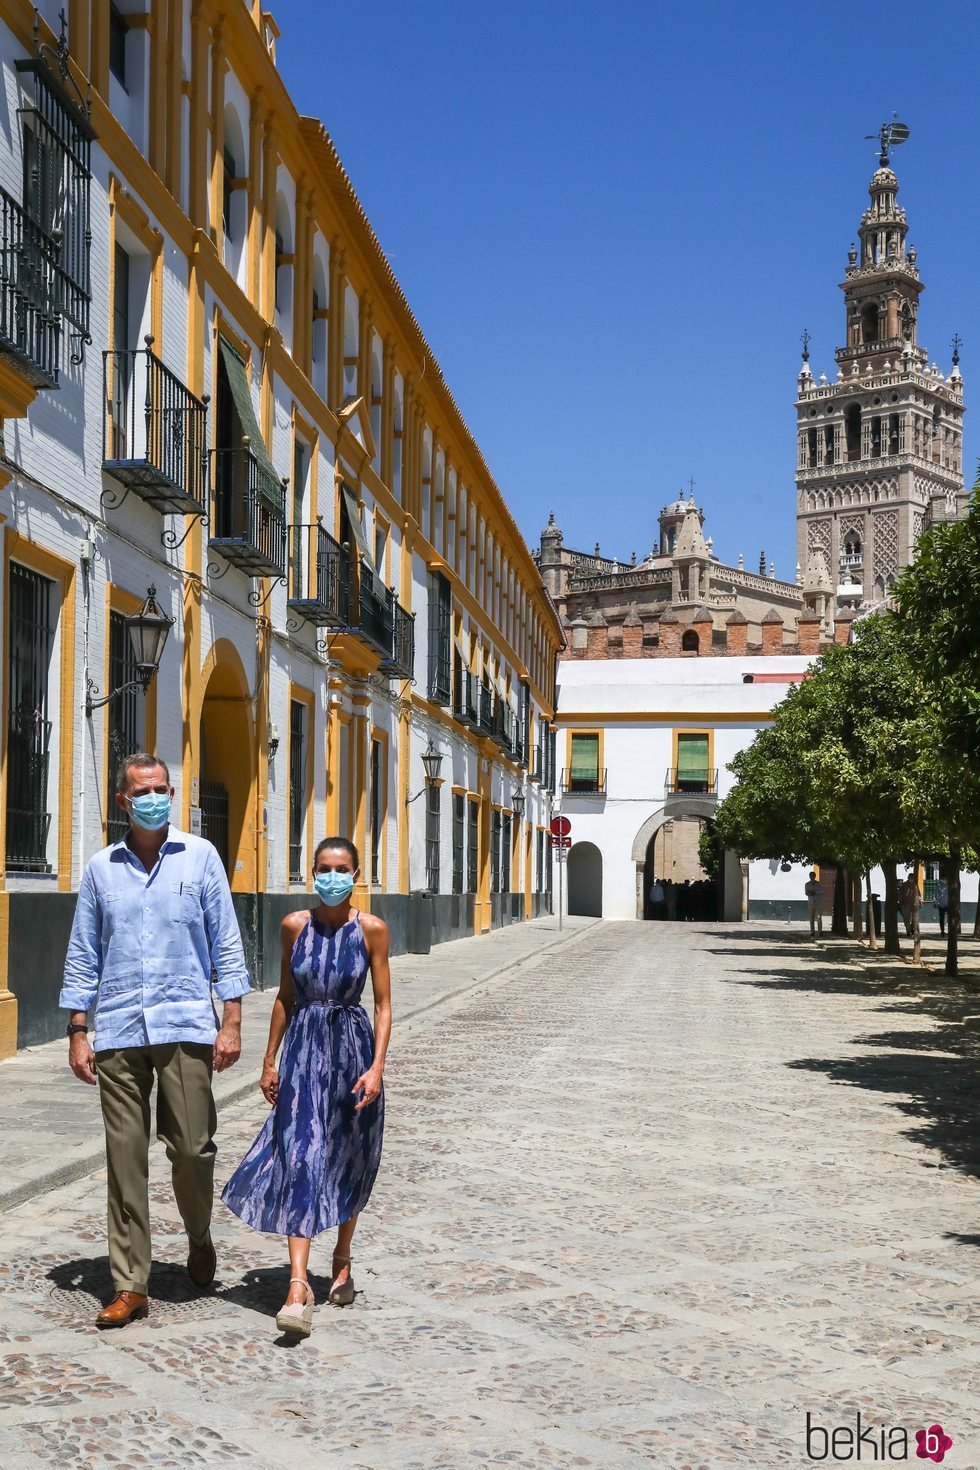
[{"left": 111, "top": 825, "right": 187, "bottom": 857}]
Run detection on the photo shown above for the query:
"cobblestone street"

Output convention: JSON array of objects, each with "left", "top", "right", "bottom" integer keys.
[{"left": 3, "top": 920, "right": 980, "bottom": 1467}]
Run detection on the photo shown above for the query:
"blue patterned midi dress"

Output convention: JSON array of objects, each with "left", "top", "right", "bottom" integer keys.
[{"left": 221, "top": 912, "right": 384, "bottom": 1238}]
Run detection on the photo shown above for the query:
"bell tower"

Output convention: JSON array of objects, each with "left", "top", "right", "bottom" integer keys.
[{"left": 795, "top": 124, "right": 965, "bottom": 610}]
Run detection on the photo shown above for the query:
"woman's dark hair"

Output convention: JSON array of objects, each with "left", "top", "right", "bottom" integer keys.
[{"left": 313, "top": 837, "right": 360, "bottom": 872}]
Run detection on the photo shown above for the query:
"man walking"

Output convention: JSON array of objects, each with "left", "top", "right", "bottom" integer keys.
[
  {"left": 934, "top": 877, "right": 949, "bottom": 936},
  {"left": 804, "top": 870, "right": 822, "bottom": 936},
  {"left": 61, "top": 753, "right": 250, "bottom": 1328}
]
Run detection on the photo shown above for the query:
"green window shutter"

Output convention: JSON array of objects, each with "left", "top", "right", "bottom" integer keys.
[
  {"left": 218, "top": 338, "right": 281, "bottom": 506},
  {"left": 570, "top": 734, "right": 599, "bottom": 781},
  {"left": 676, "top": 734, "right": 709, "bottom": 780}
]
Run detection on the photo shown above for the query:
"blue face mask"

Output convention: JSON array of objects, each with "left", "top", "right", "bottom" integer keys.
[
  {"left": 128, "top": 792, "right": 172, "bottom": 832},
  {"left": 314, "top": 871, "right": 355, "bottom": 906}
]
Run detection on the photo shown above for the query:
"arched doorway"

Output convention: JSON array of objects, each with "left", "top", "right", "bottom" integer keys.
[
  {"left": 632, "top": 802, "right": 741, "bottom": 922},
  {"left": 643, "top": 818, "right": 720, "bottom": 921},
  {"left": 198, "top": 639, "right": 255, "bottom": 891},
  {"left": 568, "top": 841, "right": 602, "bottom": 917}
]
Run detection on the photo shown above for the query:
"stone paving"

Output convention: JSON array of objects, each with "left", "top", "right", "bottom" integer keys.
[{"left": 2, "top": 920, "right": 980, "bottom": 1466}]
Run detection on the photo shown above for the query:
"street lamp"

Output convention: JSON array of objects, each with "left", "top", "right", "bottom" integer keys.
[
  {"left": 268, "top": 723, "right": 281, "bottom": 761},
  {"left": 407, "top": 741, "right": 444, "bottom": 803},
  {"left": 85, "top": 585, "right": 175, "bottom": 717},
  {"left": 512, "top": 785, "right": 526, "bottom": 820}
]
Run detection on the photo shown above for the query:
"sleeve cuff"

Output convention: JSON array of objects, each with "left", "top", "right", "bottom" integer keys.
[
  {"left": 212, "top": 975, "right": 251, "bottom": 1001},
  {"left": 59, "top": 988, "right": 97, "bottom": 1012}
]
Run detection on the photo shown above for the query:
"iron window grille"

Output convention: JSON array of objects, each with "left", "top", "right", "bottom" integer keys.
[
  {"left": 209, "top": 444, "right": 288, "bottom": 578},
  {"left": 452, "top": 791, "right": 465, "bottom": 895},
  {"left": 200, "top": 778, "right": 230, "bottom": 876},
  {"left": 428, "top": 571, "right": 452, "bottom": 703},
  {"left": 490, "top": 809, "right": 501, "bottom": 894},
  {"left": 501, "top": 813, "right": 512, "bottom": 894},
  {"left": 16, "top": 15, "right": 95, "bottom": 358},
  {"left": 6, "top": 562, "right": 54, "bottom": 872},
  {"left": 287, "top": 521, "right": 350, "bottom": 627},
  {"left": 425, "top": 782, "right": 441, "bottom": 894},
  {"left": 103, "top": 338, "right": 209, "bottom": 515},
  {"left": 106, "top": 609, "right": 146, "bottom": 846},
  {"left": 467, "top": 798, "right": 479, "bottom": 894},
  {"left": 288, "top": 699, "right": 306, "bottom": 882}
]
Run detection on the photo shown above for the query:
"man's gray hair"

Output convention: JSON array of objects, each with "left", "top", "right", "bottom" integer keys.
[{"left": 116, "top": 752, "right": 171, "bottom": 795}]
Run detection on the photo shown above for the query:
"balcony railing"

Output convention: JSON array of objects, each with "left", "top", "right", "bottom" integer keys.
[
  {"left": 103, "top": 340, "right": 208, "bottom": 514},
  {"left": 560, "top": 768, "right": 607, "bottom": 796},
  {"left": 0, "top": 186, "right": 60, "bottom": 389},
  {"left": 287, "top": 522, "right": 350, "bottom": 627},
  {"left": 381, "top": 598, "right": 415, "bottom": 680},
  {"left": 208, "top": 446, "right": 287, "bottom": 578},
  {"left": 664, "top": 767, "right": 719, "bottom": 798},
  {"left": 454, "top": 668, "right": 478, "bottom": 727},
  {"left": 839, "top": 552, "right": 863, "bottom": 570},
  {"left": 478, "top": 682, "right": 495, "bottom": 737}
]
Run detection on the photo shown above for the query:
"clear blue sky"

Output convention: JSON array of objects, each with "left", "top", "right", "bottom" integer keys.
[{"left": 273, "top": 0, "right": 977, "bottom": 580}]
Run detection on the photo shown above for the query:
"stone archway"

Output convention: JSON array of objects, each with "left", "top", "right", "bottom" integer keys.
[
  {"left": 631, "top": 799, "right": 735, "bottom": 921},
  {"left": 198, "top": 638, "right": 256, "bottom": 892}
]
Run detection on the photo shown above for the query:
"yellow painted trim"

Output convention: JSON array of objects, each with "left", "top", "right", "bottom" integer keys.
[
  {"left": 0, "top": 888, "right": 15, "bottom": 1058},
  {"left": 397, "top": 704, "right": 410, "bottom": 892},
  {"left": 554, "top": 711, "right": 777, "bottom": 725},
  {"left": 2, "top": 533, "right": 76, "bottom": 892},
  {"left": 197, "top": 636, "right": 257, "bottom": 894}
]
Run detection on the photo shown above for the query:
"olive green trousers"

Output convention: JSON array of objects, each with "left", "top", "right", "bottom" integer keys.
[{"left": 95, "top": 1043, "right": 216, "bottom": 1294}]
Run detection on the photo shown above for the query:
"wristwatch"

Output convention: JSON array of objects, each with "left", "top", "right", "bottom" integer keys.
[{"left": 67, "top": 1023, "right": 88, "bottom": 1037}]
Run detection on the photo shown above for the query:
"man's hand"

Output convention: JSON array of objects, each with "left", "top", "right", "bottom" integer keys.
[
  {"left": 69, "top": 1033, "right": 97, "bottom": 1085},
  {"left": 213, "top": 1022, "right": 241, "bottom": 1073}
]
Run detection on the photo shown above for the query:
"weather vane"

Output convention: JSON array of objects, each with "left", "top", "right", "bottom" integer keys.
[
  {"left": 952, "top": 334, "right": 962, "bottom": 366},
  {"left": 800, "top": 328, "right": 811, "bottom": 363},
  {"left": 865, "top": 115, "right": 909, "bottom": 168}
]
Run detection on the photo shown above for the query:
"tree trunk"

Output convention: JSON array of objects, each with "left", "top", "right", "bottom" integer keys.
[
  {"left": 831, "top": 865, "right": 848, "bottom": 937},
  {"left": 865, "top": 870, "right": 878, "bottom": 949},
  {"left": 973, "top": 897, "right": 979, "bottom": 940},
  {"left": 851, "top": 872, "right": 864, "bottom": 940},
  {"left": 944, "top": 853, "right": 961, "bottom": 978},
  {"left": 883, "top": 859, "right": 902, "bottom": 955}
]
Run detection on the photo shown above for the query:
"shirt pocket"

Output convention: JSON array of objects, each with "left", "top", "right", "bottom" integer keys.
[{"left": 171, "top": 882, "right": 206, "bottom": 968}]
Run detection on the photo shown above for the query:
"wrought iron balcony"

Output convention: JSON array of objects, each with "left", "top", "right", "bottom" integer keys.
[
  {"left": 287, "top": 521, "right": 350, "bottom": 627},
  {"left": 103, "top": 340, "right": 208, "bottom": 515},
  {"left": 380, "top": 598, "right": 415, "bottom": 680},
  {"left": 560, "top": 768, "right": 607, "bottom": 797},
  {"left": 664, "top": 767, "right": 719, "bottom": 798},
  {"left": 208, "top": 446, "right": 287, "bottom": 578},
  {"left": 478, "top": 682, "right": 495, "bottom": 737},
  {"left": 0, "top": 186, "right": 60, "bottom": 389},
  {"left": 454, "top": 668, "right": 478, "bottom": 727}
]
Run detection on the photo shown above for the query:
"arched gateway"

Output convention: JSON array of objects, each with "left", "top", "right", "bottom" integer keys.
[{"left": 631, "top": 799, "right": 741, "bottom": 922}]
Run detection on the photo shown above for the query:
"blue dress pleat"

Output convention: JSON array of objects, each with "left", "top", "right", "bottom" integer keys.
[{"left": 221, "top": 912, "right": 384, "bottom": 1237}]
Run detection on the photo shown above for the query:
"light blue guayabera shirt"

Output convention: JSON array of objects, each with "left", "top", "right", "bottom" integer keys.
[{"left": 60, "top": 827, "right": 250, "bottom": 1051}]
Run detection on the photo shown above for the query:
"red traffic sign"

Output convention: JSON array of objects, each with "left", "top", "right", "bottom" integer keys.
[
  {"left": 550, "top": 816, "right": 571, "bottom": 837},
  {"left": 551, "top": 836, "right": 571, "bottom": 849}
]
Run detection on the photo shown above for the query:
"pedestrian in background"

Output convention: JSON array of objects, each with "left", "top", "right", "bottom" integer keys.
[
  {"left": 648, "top": 876, "right": 665, "bottom": 920},
  {"left": 804, "top": 871, "right": 822, "bottom": 936},
  {"left": 902, "top": 869, "right": 921, "bottom": 939},
  {"left": 934, "top": 877, "right": 949, "bottom": 936},
  {"left": 222, "top": 837, "right": 390, "bottom": 1339},
  {"left": 61, "top": 753, "right": 249, "bottom": 1329}
]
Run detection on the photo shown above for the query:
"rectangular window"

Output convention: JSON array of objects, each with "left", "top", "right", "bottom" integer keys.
[
  {"left": 501, "top": 813, "right": 512, "bottom": 894},
  {"left": 452, "top": 792, "right": 465, "bottom": 894},
  {"left": 425, "top": 782, "right": 440, "bottom": 893},
  {"left": 6, "top": 563, "right": 55, "bottom": 872},
  {"left": 569, "top": 733, "right": 600, "bottom": 793},
  {"left": 291, "top": 439, "right": 308, "bottom": 600},
  {"left": 370, "top": 736, "right": 383, "bottom": 886},
  {"left": 428, "top": 571, "right": 452, "bottom": 704},
  {"left": 106, "top": 609, "right": 146, "bottom": 846},
  {"left": 288, "top": 698, "right": 307, "bottom": 882},
  {"left": 491, "top": 809, "right": 501, "bottom": 894},
  {"left": 109, "top": 3, "right": 128, "bottom": 87},
  {"left": 467, "top": 798, "right": 479, "bottom": 893},
  {"left": 109, "top": 242, "right": 131, "bottom": 458},
  {"left": 536, "top": 829, "right": 544, "bottom": 892},
  {"left": 518, "top": 680, "right": 530, "bottom": 766},
  {"left": 676, "top": 733, "right": 710, "bottom": 793},
  {"left": 374, "top": 518, "right": 388, "bottom": 577}
]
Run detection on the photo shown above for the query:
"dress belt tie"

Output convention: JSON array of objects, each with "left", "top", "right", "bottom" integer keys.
[{"left": 296, "top": 1000, "right": 360, "bottom": 1012}]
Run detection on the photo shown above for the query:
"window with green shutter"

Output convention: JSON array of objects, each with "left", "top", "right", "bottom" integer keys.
[
  {"left": 569, "top": 733, "right": 599, "bottom": 793},
  {"left": 676, "top": 733, "right": 710, "bottom": 792}
]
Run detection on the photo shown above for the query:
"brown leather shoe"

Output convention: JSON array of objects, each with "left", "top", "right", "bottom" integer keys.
[
  {"left": 187, "top": 1232, "right": 216, "bottom": 1288},
  {"left": 96, "top": 1291, "right": 148, "bottom": 1329}
]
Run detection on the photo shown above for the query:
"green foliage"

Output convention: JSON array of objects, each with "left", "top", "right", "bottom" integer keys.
[{"left": 698, "top": 822, "right": 723, "bottom": 880}]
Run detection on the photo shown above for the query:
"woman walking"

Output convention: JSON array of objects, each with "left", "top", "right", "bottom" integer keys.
[{"left": 222, "top": 838, "right": 390, "bottom": 1337}]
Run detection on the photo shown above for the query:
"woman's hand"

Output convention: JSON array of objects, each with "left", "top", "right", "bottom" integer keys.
[
  {"left": 352, "top": 1065, "right": 383, "bottom": 1111},
  {"left": 260, "top": 1058, "right": 279, "bottom": 1106}
]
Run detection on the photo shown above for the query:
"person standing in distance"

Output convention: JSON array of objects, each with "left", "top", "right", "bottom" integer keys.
[
  {"left": 804, "top": 870, "right": 822, "bottom": 937},
  {"left": 61, "top": 753, "right": 250, "bottom": 1328},
  {"left": 222, "top": 837, "right": 390, "bottom": 1339}
]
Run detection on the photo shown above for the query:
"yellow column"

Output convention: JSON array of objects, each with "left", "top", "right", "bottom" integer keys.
[
  {"left": 188, "top": 0, "right": 210, "bottom": 229},
  {"left": 0, "top": 892, "right": 16, "bottom": 1059},
  {"left": 148, "top": 0, "right": 168, "bottom": 174},
  {"left": 68, "top": 0, "right": 91, "bottom": 79},
  {"left": 209, "top": 30, "right": 227, "bottom": 251},
  {"left": 182, "top": 249, "right": 206, "bottom": 826},
  {"left": 90, "top": 0, "right": 109, "bottom": 96},
  {"left": 261, "top": 119, "right": 278, "bottom": 321},
  {"left": 381, "top": 337, "right": 394, "bottom": 486},
  {"left": 524, "top": 819, "right": 532, "bottom": 920},
  {"left": 477, "top": 755, "right": 491, "bottom": 934},
  {"left": 350, "top": 685, "right": 370, "bottom": 909},
  {"left": 247, "top": 95, "right": 264, "bottom": 305},
  {"left": 326, "top": 682, "right": 343, "bottom": 833},
  {"left": 166, "top": 0, "right": 184, "bottom": 197},
  {"left": 327, "top": 242, "right": 345, "bottom": 409}
]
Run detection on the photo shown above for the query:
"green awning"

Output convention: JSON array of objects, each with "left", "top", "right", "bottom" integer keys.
[
  {"left": 218, "top": 338, "right": 281, "bottom": 506},
  {"left": 340, "top": 484, "right": 371, "bottom": 560},
  {"left": 677, "top": 733, "right": 709, "bottom": 779}
]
